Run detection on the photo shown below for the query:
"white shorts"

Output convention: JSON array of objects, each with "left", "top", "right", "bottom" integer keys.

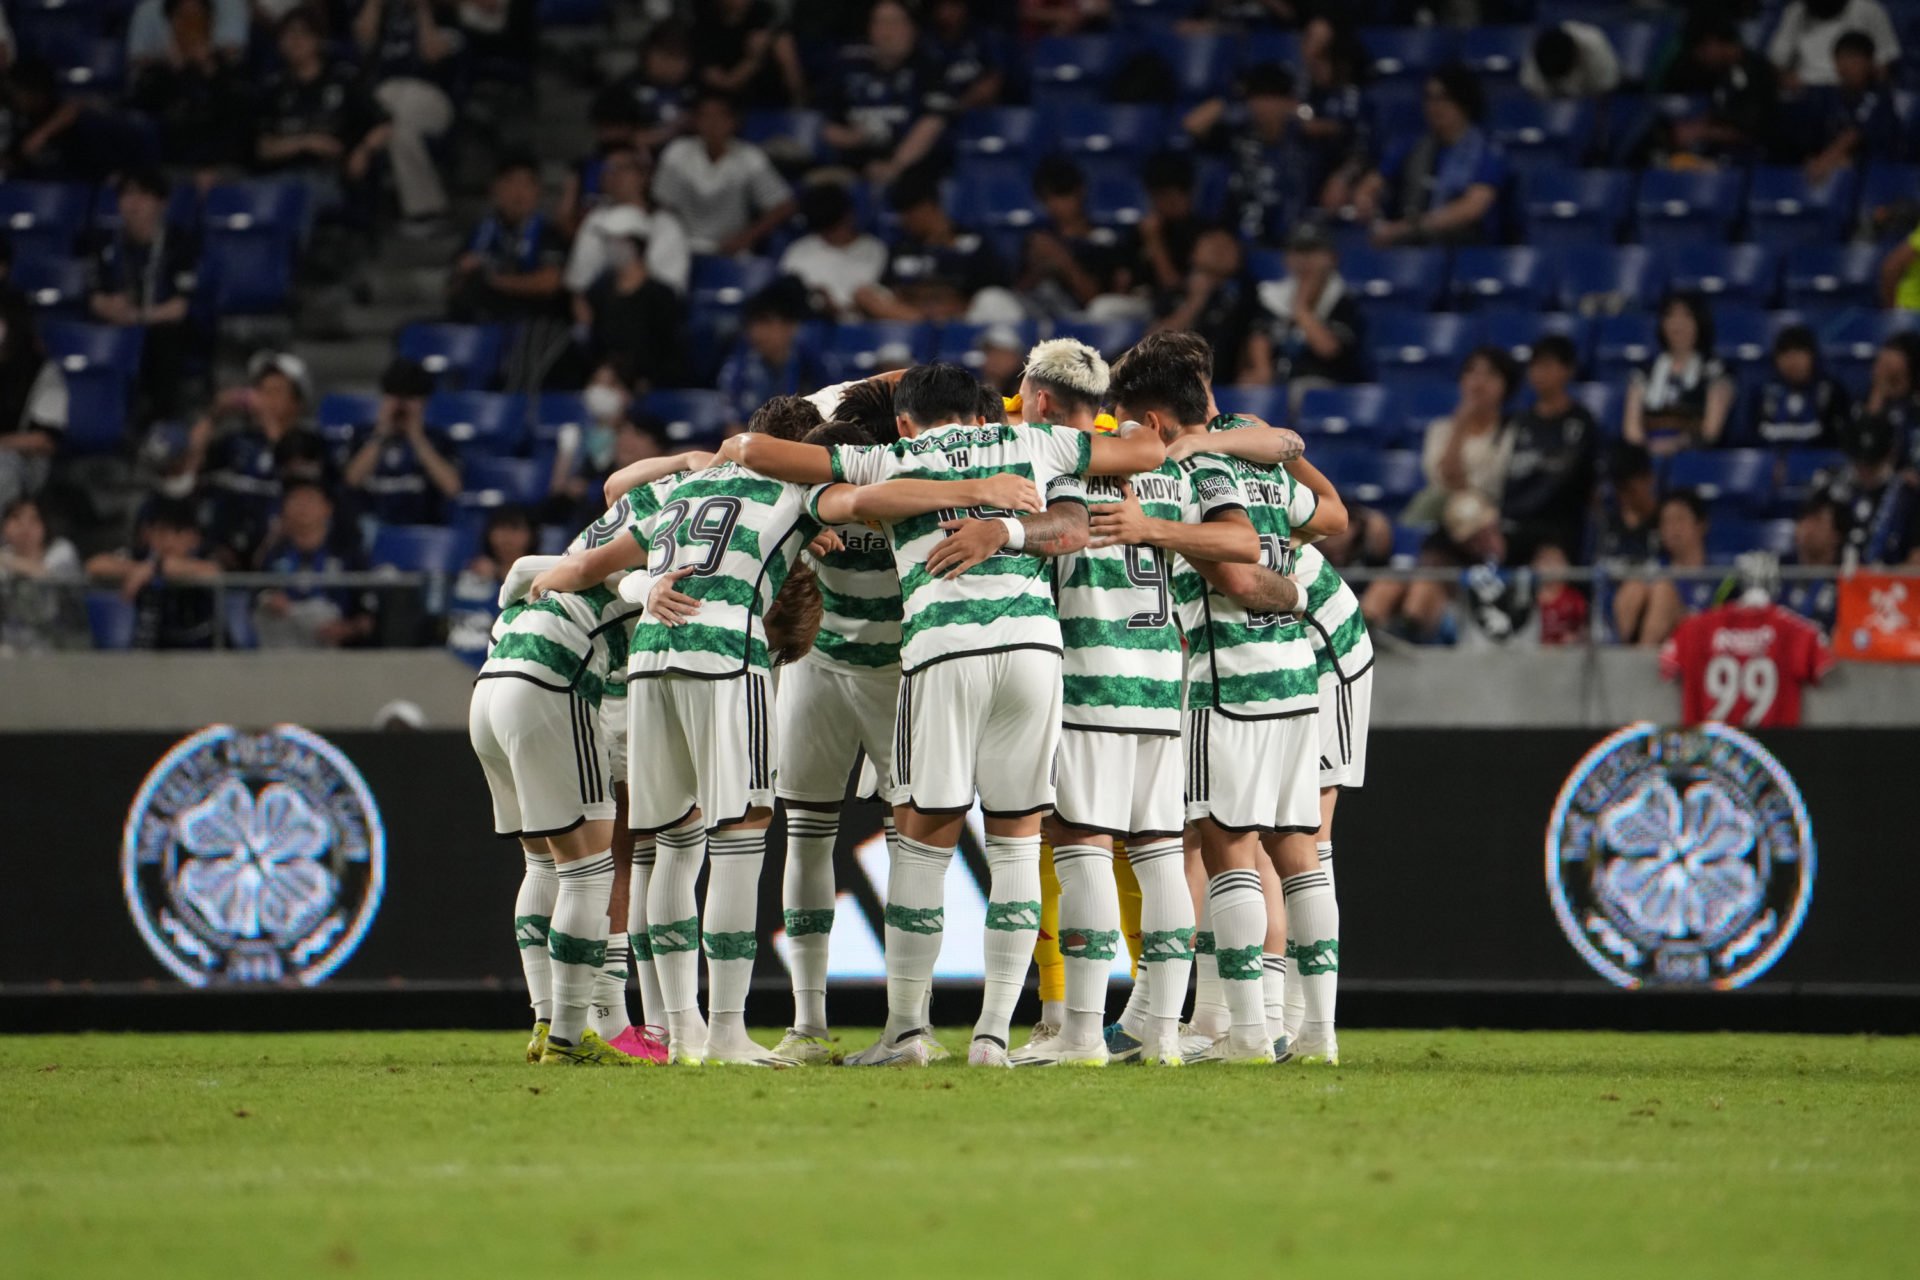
[
  {"left": 775, "top": 653, "right": 900, "bottom": 804},
  {"left": 626, "top": 671, "right": 776, "bottom": 832},
  {"left": 602, "top": 688, "right": 628, "bottom": 789},
  {"left": 893, "top": 649, "right": 1062, "bottom": 817},
  {"left": 1053, "top": 727, "right": 1184, "bottom": 839},
  {"left": 1184, "top": 707, "right": 1320, "bottom": 834},
  {"left": 469, "top": 676, "right": 616, "bottom": 838},
  {"left": 1317, "top": 666, "right": 1371, "bottom": 791}
]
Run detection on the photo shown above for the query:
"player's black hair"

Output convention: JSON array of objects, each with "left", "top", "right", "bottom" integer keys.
[
  {"left": 1772, "top": 324, "right": 1819, "bottom": 357},
  {"left": 836, "top": 377, "right": 900, "bottom": 443},
  {"left": 895, "top": 361, "right": 983, "bottom": 429},
  {"left": 800, "top": 182, "right": 856, "bottom": 234},
  {"left": 1142, "top": 148, "right": 1194, "bottom": 194},
  {"left": 144, "top": 496, "right": 200, "bottom": 532},
  {"left": 1657, "top": 291, "right": 1716, "bottom": 357},
  {"left": 1462, "top": 344, "right": 1519, "bottom": 398},
  {"left": 1660, "top": 487, "right": 1709, "bottom": 525},
  {"left": 1242, "top": 61, "right": 1297, "bottom": 99},
  {"left": 122, "top": 167, "right": 171, "bottom": 201},
  {"left": 1833, "top": 30, "right": 1877, "bottom": 62},
  {"left": 1428, "top": 64, "right": 1486, "bottom": 124},
  {"left": 1118, "top": 330, "right": 1215, "bottom": 387},
  {"left": 1532, "top": 26, "right": 1578, "bottom": 81},
  {"left": 1530, "top": 334, "right": 1579, "bottom": 370},
  {"left": 975, "top": 382, "right": 1006, "bottom": 424},
  {"left": 1032, "top": 152, "right": 1086, "bottom": 199},
  {"left": 1109, "top": 343, "right": 1208, "bottom": 427},
  {"left": 747, "top": 394, "right": 824, "bottom": 442},
  {"left": 804, "top": 420, "right": 876, "bottom": 448}
]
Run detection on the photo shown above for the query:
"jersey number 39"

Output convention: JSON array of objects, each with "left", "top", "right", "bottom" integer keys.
[{"left": 651, "top": 496, "right": 743, "bottom": 576}]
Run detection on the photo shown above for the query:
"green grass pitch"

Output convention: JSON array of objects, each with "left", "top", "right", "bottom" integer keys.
[{"left": 6, "top": 1029, "right": 1919, "bottom": 1279}]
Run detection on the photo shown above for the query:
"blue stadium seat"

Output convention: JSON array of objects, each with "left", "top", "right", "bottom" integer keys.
[
  {"left": 424, "top": 391, "right": 527, "bottom": 453},
  {"left": 1365, "top": 80, "right": 1426, "bottom": 142},
  {"left": 1556, "top": 245, "right": 1662, "bottom": 314},
  {"left": 1522, "top": 169, "right": 1632, "bottom": 248},
  {"left": 641, "top": 389, "right": 733, "bottom": 444},
  {"left": 1665, "top": 449, "right": 1772, "bottom": 516},
  {"left": 1322, "top": 448, "right": 1424, "bottom": 511},
  {"left": 1296, "top": 385, "right": 1395, "bottom": 442},
  {"left": 62, "top": 367, "right": 133, "bottom": 454},
  {"left": 1083, "top": 163, "right": 1148, "bottom": 227},
  {"left": 1706, "top": 517, "right": 1796, "bottom": 560},
  {"left": 1357, "top": 27, "right": 1457, "bottom": 82},
  {"left": 317, "top": 393, "right": 380, "bottom": 448},
  {"left": 1237, "top": 30, "right": 1301, "bottom": 72},
  {"left": 1450, "top": 247, "right": 1558, "bottom": 310},
  {"left": 825, "top": 320, "right": 934, "bottom": 378},
  {"left": 1031, "top": 35, "right": 1122, "bottom": 92},
  {"left": 460, "top": 456, "right": 546, "bottom": 506},
  {"left": 1779, "top": 447, "right": 1847, "bottom": 507},
  {"left": 1662, "top": 244, "right": 1778, "bottom": 307},
  {"left": 1635, "top": 169, "right": 1744, "bottom": 246},
  {"left": 741, "top": 110, "right": 826, "bottom": 163},
  {"left": 1486, "top": 95, "right": 1595, "bottom": 168},
  {"left": 1573, "top": 382, "right": 1625, "bottom": 437},
  {"left": 1212, "top": 386, "right": 1288, "bottom": 428},
  {"left": 1052, "top": 104, "right": 1169, "bottom": 158},
  {"left": 371, "top": 525, "right": 461, "bottom": 573},
  {"left": 1388, "top": 522, "right": 1428, "bottom": 565},
  {"left": 1745, "top": 166, "right": 1858, "bottom": 250},
  {"left": 397, "top": 323, "right": 504, "bottom": 390},
  {"left": 949, "top": 162, "right": 1041, "bottom": 230},
  {"left": 1459, "top": 26, "right": 1533, "bottom": 78},
  {"left": 203, "top": 181, "right": 310, "bottom": 239},
  {"left": 46, "top": 35, "right": 124, "bottom": 92},
  {"left": 1782, "top": 244, "right": 1883, "bottom": 308},
  {"left": 85, "top": 590, "right": 135, "bottom": 650},
  {"left": 223, "top": 592, "right": 259, "bottom": 650},
  {"left": 1396, "top": 378, "right": 1461, "bottom": 449},
  {"left": 535, "top": 0, "right": 606, "bottom": 25},
  {"left": 0, "top": 182, "right": 91, "bottom": 258},
  {"left": 1367, "top": 313, "right": 1478, "bottom": 374},
  {"left": 933, "top": 319, "right": 1041, "bottom": 370},
  {"left": 201, "top": 228, "right": 295, "bottom": 315},
  {"left": 11, "top": 256, "right": 89, "bottom": 311},
  {"left": 1608, "top": 19, "right": 1676, "bottom": 84},
  {"left": 1340, "top": 247, "right": 1449, "bottom": 308},
  {"left": 1858, "top": 164, "right": 1920, "bottom": 241},
  {"left": 533, "top": 391, "right": 589, "bottom": 443},
  {"left": 954, "top": 107, "right": 1039, "bottom": 159},
  {"left": 1822, "top": 309, "right": 1920, "bottom": 379},
  {"left": 42, "top": 319, "right": 144, "bottom": 375},
  {"left": 1169, "top": 34, "right": 1236, "bottom": 100},
  {"left": 1713, "top": 306, "right": 1800, "bottom": 368},
  {"left": 688, "top": 255, "right": 778, "bottom": 311},
  {"left": 1592, "top": 312, "right": 1658, "bottom": 375},
  {"left": 1053, "top": 316, "right": 1148, "bottom": 359},
  {"left": 1481, "top": 309, "right": 1592, "bottom": 367}
]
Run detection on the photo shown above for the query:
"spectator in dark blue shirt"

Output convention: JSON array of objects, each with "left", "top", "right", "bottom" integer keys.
[
  {"left": 450, "top": 154, "right": 569, "bottom": 323},
  {"left": 859, "top": 171, "right": 1011, "bottom": 323},
  {"left": 1751, "top": 325, "right": 1851, "bottom": 447},
  {"left": 84, "top": 497, "right": 221, "bottom": 649},
  {"left": 1301, "top": 19, "right": 1372, "bottom": 209},
  {"left": 1785, "top": 494, "right": 1843, "bottom": 632},
  {"left": 1019, "top": 154, "right": 1138, "bottom": 318},
  {"left": 446, "top": 504, "right": 534, "bottom": 666},
  {"left": 254, "top": 481, "right": 374, "bottom": 648},
  {"left": 923, "top": 0, "right": 1008, "bottom": 111},
  {"left": 1184, "top": 62, "right": 1319, "bottom": 244},
  {"left": 89, "top": 169, "right": 200, "bottom": 421},
  {"left": 186, "top": 351, "right": 327, "bottom": 568},
  {"left": 355, "top": 0, "right": 458, "bottom": 233},
  {"left": 128, "top": 0, "right": 250, "bottom": 170},
  {"left": 341, "top": 358, "right": 462, "bottom": 525},
  {"left": 253, "top": 9, "right": 392, "bottom": 221},
  {"left": 821, "top": 0, "right": 951, "bottom": 184},
  {"left": 615, "top": 20, "right": 696, "bottom": 156},
  {"left": 1824, "top": 409, "right": 1919, "bottom": 564},
  {"left": 1357, "top": 64, "right": 1507, "bottom": 247},
  {"left": 1806, "top": 31, "right": 1904, "bottom": 180},
  {"left": 718, "top": 283, "right": 824, "bottom": 430}
]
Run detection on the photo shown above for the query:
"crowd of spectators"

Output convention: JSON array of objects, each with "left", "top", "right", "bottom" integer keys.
[{"left": 3, "top": 0, "right": 1920, "bottom": 653}]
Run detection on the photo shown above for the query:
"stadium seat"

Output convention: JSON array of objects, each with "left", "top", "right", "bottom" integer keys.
[
  {"left": 1053, "top": 316, "right": 1147, "bottom": 359},
  {"left": 1366, "top": 312, "right": 1477, "bottom": 374},
  {"left": 1357, "top": 27, "right": 1456, "bottom": 82},
  {"left": 1365, "top": 80, "right": 1426, "bottom": 143},
  {"left": 42, "top": 319, "right": 143, "bottom": 376},
  {"left": 85, "top": 590, "right": 136, "bottom": 650},
  {"left": 61, "top": 366, "right": 133, "bottom": 454},
  {"left": 1745, "top": 166, "right": 1858, "bottom": 250},
  {"left": 11, "top": 256, "right": 89, "bottom": 311},
  {"left": 397, "top": 323, "right": 504, "bottom": 390},
  {"left": 1237, "top": 29, "right": 1301, "bottom": 72},
  {"left": 1608, "top": 19, "right": 1677, "bottom": 84},
  {"left": 1340, "top": 247, "right": 1449, "bottom": 308},
  {"left": 1782, "top": 244, "right": 1883, "bottom": 308},
  {"left": 1522, "top": 169, "right": 1632, "bottom": 248},
  {"left": 1779, "top": 447, "right": 1847, "bottom": 508},
  {"left": 424, "top": 392, "right": 527, "bottom": 453},
  {"left": 1662, "top": 245, "right": 1778, "bottom": 307},
  {"left": 1822, "top": 309, "right": 1920, "bottom": 379},
  {"left": 1170, "top": 33, "right": 1236, "bottom": 100},
  {"left": 641, "top": 389, "right": 732, "bottom": 444},
  {"left": 1083, "top": 163, "right": 1149, "bottom": 227},
  {"left": 317, "top": 392, "right": 380, "bottom": 447},
  {"left": 1449, "top": 247, "right": 1558, "bottom": 310},
  {"left": 1396, "top": 378, "right": 1460, "bottom": 449},
  {"left": 1706, "top": 516, "right": 1796, "bottom": 560},
  {"left": 1634, "top": 169, "right": 1745, "bottom": 246},
  {"left": 1572, "top": 382, "right": 1625, "bottom": 437},
  {"left": 825, "top": 320, "right": 934, "bottom": 378},
  {"left": 200, "top": 228, "right": 296, "bottom": 315},
  {"left": 1481, "top": 309, "right": 1592, "bottom": 368},
  {"left": 47, "top": 35, "right": 124, "bottom": 92},
  {"left": 1665, "top": 449, "right": 1772, "bottom": 515},
  {"left": 223, "top": 592, "right": 258, "bottom": 651},
  {"left": 1459, "top": 26, "right": 1533, "bottom": 78},
  {"left": 1031, "top": 35, "right": 1122, "bottom": 92},
  {"left": 203, "top": 181, "right": 310, "bottom": 239},
  {"left": 1592, "top": 312, "right": 1657, "bottom": 375},
  {"left": 535, "top": 0, "right": 606, "bottom": 25},
  {"left": 948, "top": 163, "right": 1041, "bottom": 230},
  {"left": 532, "top": 391, "right": 589, "bottom": 444},
  {"left": 459, "top": 456, "right": 546, "bottom": 507},
  {"left": 1051, "top": 104, "right": 1169, "bottom": 158},
  {"left": 1713, "top": 307, "right": 1801, "bottom": 368},
  {"left": 688, "top": 255, "right": 778, "bottom": 312},
  {"left": 371, "top": 524, "right": 461, "bottom": 573},
  {"left": 954, "top": 107, "right": 1039, "bottom": 159},
  {"left": 1321, "top": 448, "right": 1424, "bottom": 511},
  {"left": 1556, "top": 245, "right": 1662, "bottom": 315},
  {"left": 741, "top": 110, "right": 826, "bottom": 163},
  {"left": 1486, "top": 95, "right": 1595, "bottom": 168},
  {"left": 1296, "top": 385, "right": 1394, "bottom": 442},
  {"left": 1212, "top": 386, "right": 1288, "bottom": 427},
  {"left": 0, "top": 182, "right": 92, "bottom": 259}
]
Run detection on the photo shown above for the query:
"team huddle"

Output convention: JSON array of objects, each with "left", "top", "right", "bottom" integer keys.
[{"left": 467, "top": 329, "right": 1373, "bottom": 1069}]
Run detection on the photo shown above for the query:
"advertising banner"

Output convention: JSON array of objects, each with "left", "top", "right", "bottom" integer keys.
[{"left": 1834, "top": 573, "right": 1920, "bottom": 662}]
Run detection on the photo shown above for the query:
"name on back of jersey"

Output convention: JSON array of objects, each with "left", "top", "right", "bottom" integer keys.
[{"left": 1712, "top": 624, "right": 1778, "bottom": 658}]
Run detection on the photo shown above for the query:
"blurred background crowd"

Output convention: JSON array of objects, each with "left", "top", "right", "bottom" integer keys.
[{"left": 0, "top": 0, "right": 1917, "bottom": 656}]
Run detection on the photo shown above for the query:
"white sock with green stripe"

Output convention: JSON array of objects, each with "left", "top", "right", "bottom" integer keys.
[
  {"left": 976, "top": 834, "right": 1041, "bottom": 1049},
  {"left": 1205, "top": 869, "right": 1267, "bottom": 1052},
  {"left": 1190, "top": 893, "right": 1228, "bottom": 1039},
  {"left": 883, "top": 832, "right": 948, "bottom": 1045},
  {"left": 1261, "top": 953, "right": 1288, "bottom": 1044},
  {"left": 1283, "top": 863, "right": 1340, "bottom": 1038},
  {"left": 1283, "top": 842, "right": 1333, "bottom": 1039},
  {"left": 1052, "top": 843, "right": 1119, "bottom": 1049},
  {"left": 626, "top": 839, "right": 665, "bottom": 1029},
  {"left": 547, "top": 852, "right": 614, "bottom": 1046},
  {"left": 887, "top": 817, "right": 939, "bottom": 1030},
  {"left": 703, "top": 828, "right": 767, "bottom": 1053},
  {"left": 589, "top": 932, "right": 632, "bottom": 1039},
  {"left": 514, "top": 849, "right": 557, "bottom": 1023},
  {"left": 782, "top": 809, "right": 839, "bottom": 1037},
  {"left": 1127, "top": 837, "right": 1192, "bottom": 1043},
  {"left": 648, "top": 822, "right": 706, "bottom": 1051}
]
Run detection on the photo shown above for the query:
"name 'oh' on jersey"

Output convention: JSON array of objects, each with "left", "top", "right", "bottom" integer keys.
[
  {"left": 1174, "top": 452, "right": 1319, "bottom": 720},
  {"left": 626, "top": 462, "right": 826, "bottom": 679},
  {"left": 1050, "top": 456, "right": 1248, "bottom": 735},
  {"left": 1293, "top": 541, "right": 1374, "bottom": 684},
  {"left": 807, "top": 520, "right": 902, "bottom": 671},
  {"left": 830, "top": 421, "right": 1093, "bottom": 675},
  {"left": 480, "top": 493, "right": 649, "bottom": 706}
]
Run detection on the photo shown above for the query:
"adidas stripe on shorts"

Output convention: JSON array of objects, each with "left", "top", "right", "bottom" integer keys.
[
  {"left": 469, "top": 677, "right": 615, "bottom": 838},
  {"left": 627, "top": 671, "right": 776, "bottom": 831},
  {"left": 891, "top": 649, "right": 1062, "bottom": 817},
  {"left": 1183, "top": 707, "right": 1320, "bottom": 834},
  {"left": 1317, "top": 664, "right": 1371, "bottom": 791}
]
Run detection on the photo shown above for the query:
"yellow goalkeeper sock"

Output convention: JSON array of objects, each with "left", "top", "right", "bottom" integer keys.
[
  {"left": 1035, "top": 840, "right": 1065, "bottom": 1016},
  {"left": 1115, "top": 841, "right": 1144, "bottom": 978}
]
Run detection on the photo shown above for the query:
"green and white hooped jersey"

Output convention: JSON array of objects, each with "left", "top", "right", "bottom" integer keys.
[
  {"left": 1051, "top": 456, "right": 1247, "bottom": 735},
  {"left": 830, "top": 421, "right": 1093, "bottom": 675},
  {"left": 626, "top": 462, "right": 826, "bottom": 679},
  {"left": 807, "top": 522, "right": 902, "bottom": 672},
  {"left": 1174, "top": 452, "right": 1319, "bottom": 720},
  {"left": 479, "top": 495, "right": 647, "bottom": 707},
  {"left": 1294, "top": 541, "right": 1373, "bottom": 683}
]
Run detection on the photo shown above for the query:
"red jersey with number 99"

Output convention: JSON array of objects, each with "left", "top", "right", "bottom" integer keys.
[{"left": 1659, "top": 603, "right": 1835, "bottom": 728}]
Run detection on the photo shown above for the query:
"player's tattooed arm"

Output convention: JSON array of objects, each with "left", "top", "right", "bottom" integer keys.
[
  {"left": 1089, "top": 491, "right": 1259, "bottom": 562},
  {"left": 827, "top": 473, "right": 1042, "bottom": 525},
  {"left": 602, "top": 450, "right": 715, "bottom": 507},
  {"left": 1018, "top": 499, "right": 1090, "bottom": 556},
  {"left": 1285, "top": 454, "right": 1349, "bottom": 539},
  {"left": 1084, "top": 421, "right": 1168, "bottom": 476},
  {"left": 715, "top": 433, "right": 835, "bottom": 483},
  {"left": 1198, "top": 560, "right": 1302, "bottom": 615},
  {"left": 924, "top": 501, "right": 1087, "bottom": 579},
  {"left": 1165, "top": 422, "right": 1306, "bottom": 466}
]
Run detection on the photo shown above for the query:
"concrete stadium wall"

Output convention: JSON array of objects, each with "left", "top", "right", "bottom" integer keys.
[{"left": 1, "top": 647, "right": 1914, "bottom": 730}]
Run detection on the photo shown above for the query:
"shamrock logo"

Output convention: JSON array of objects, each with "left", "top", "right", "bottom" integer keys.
[
  {"left": 171, "top": 777, "right": 336, "bottom": 943},
  {"left": 1596, "top": 774, "right": 1761, "bottom": 945}
]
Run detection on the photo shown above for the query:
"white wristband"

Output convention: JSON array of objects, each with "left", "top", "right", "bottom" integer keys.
[{"left": 998, "top": 517, "right": 1026, "bottom": 552}]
